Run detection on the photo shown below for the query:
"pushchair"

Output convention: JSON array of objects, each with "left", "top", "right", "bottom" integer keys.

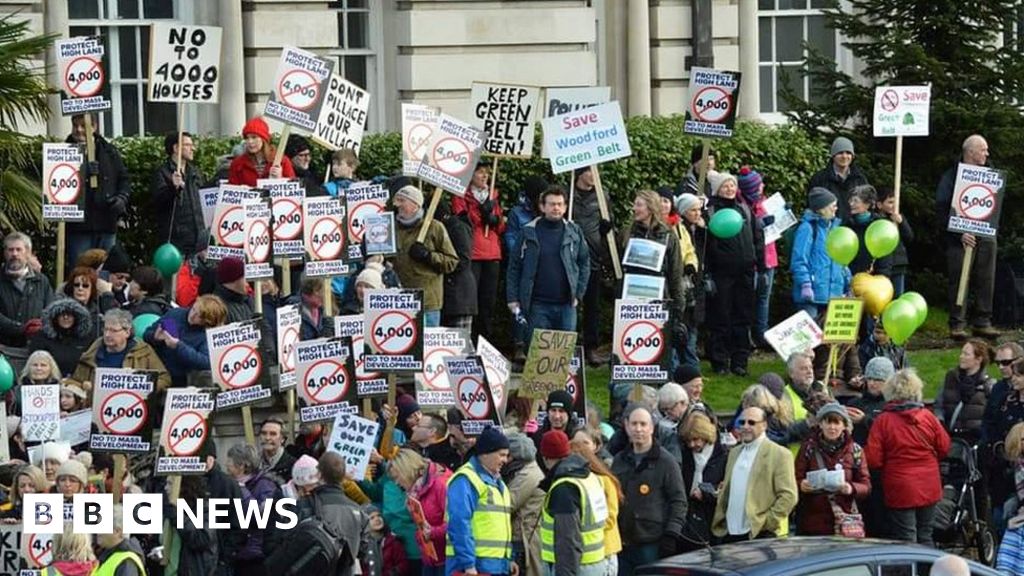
[{"left": 934, "top": 436, "right": 997, "bottom": 566}]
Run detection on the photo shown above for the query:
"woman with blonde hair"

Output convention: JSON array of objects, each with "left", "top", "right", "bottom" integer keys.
[
  {"left": 570, "top": 433, "right": 623, "bottom": 575},
  {"left": 678, "top": 412, "right": 727, "bottom": 550},
  {"left": 0, "top": 464, "right": 47, "bottom": 521},
  {"left": 42, "top": 529, "right": 96, "bottom": 575},
  {"left": 388, "top": 447, "right": 452, "bottom": 575},
  {"left": 736, "top": 383, "right": 801, "bottom": 445},
  {"left": 11, "top": 350, "right": 61, "bottom": 414},
  {"left": 144, "top": 293, "right": 228, "bottom": 388}
]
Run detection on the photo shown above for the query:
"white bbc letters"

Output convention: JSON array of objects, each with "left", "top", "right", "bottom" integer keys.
[
  {"left": 123, "top": 493, "right": 164, "bottom": 534},
  {"left": 73, "top": 494, "right": 113, "bottom": 534},
  {"left": 23, "top": 494, "right": 63, "bottom": 534}
]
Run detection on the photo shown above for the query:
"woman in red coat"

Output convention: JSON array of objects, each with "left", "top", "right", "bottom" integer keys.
[
  {"left": 452, "top": 163, "right": 505, "bottom": 340},
  {"left": 389, "top": 448, "right": 452, "bottom": 576},
  {"left": 228, "top": 117, "right": 295, "bottom": 186},
  {"left": 866, "top": 368, "right": 951, "bottom": 546}
]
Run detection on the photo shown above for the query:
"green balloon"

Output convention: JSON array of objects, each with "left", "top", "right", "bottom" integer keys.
[
  {"left": 865, "top": 219, "right": 900, "bottom": 259},
  {"left": 133, "top": 313, "right": 160, "bottom": 336},
  {"left": 825, "top": 227, "right": 859, "bottom": 266},
  {"left": 0, "top": 355, "right": 12, "bottom": 393},
  {"left": 900, "top": 291, "right": 929, "bottom": 329},
  {"left": 882, "top": 299, "right": 918, "bottom": 346},
  {"left": 153, "top": 243, "right": 183, "bottom": 278},
  {"left": 709, "top": 208, "right": 743, "bottom": 239}
]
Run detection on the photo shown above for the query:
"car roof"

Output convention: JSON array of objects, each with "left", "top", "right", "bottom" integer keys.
[{"left": 637, "top": 537, "right": 1001, "bottom": 576}]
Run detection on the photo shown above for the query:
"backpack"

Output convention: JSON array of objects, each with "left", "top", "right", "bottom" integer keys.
[{"left": 264, "top": 493, "right": 360, "bottom": 576}]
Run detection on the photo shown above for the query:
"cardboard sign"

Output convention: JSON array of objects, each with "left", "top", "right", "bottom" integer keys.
[
  {"left": 1, "top": 524, "right": 28, "bottom": 574},
  {"left": 822, "top": 298, "right": 864, "bottom": 344},
  {"left": 42, "top": 144, "right": 84, "bottom": 222},
  {"left": 416, "top": 328, "right": 474, "bottom": 407},
  {"left": 520, "top": 329, "right": 577, "bottom": 399},
  {"left": 761, "top": 192, "right": 798, "bottom": 245},
  {"left": 207, "top": 320, "right": 271, "bottom": 409},
  {"left": 363, "top": 289, "right": 425, "bottom": 372},
  {"left": 327, "top": 412, "right": 378, "bottom": 481},
  {"left": 611, "top": 300, "right": 671, "bottom": 383},
  {"left": 416, "top": 114, "right": 486, "bottom": 195},
  {"left": 157, "top": 388, "right": 215, "bottom": 475},
  {"left": 90, "top": 368, "right": 155, "bottom": 453},
  {"left": 264, "top": 46, "right": 334, "bottom": 131},
  {"left": 477, "top": 336, "right": 510, "bottom": 415},
  {"left": 541, "top": 101, "right": 631, "bottom": 174},
  {"left": 346, "top": 183, "right": 389, "bottom": 259},
  {"left": 764, "top": 310, "right": 824, "bottom": 361},
  {"left": 873, "top": 85, "right": 931, "bottom": 137},
  {"left": 147, "top": 23, "right": 222, "bottom": 103},
  {"left": 566, "top": 346, "right": 587, "bottom": 427},
  {"left": 276, "top": 304, "right": 301, "bottom": 392},
  {"left": 947, "top": 164, "right": 1005, "bottom": 238},
  {"left": 21, "top": 385, "right": 60, "bottom": 442},
  {"left": 60, "top": 409, "right": 92, "bottom": 448},
  {"left": 402, "top": 103, "right": 439, "bottom": 176},
  {"left": 261, "top": 178, "right": 306, "bottom": 258},
  {"left": 446, "top": 355, "right": 500, "bottom": 435},
  {"left": 56, "top": 36, "right": 111, "bottom": 115},
  {"left": 312, "top": 74, "right": 370, "bottom": 153},
  {"left": 244, "top": 200, "right": 273, "bottom": 280},
  {"left": 335, "top": 315, "right": 387, "bottom": 396},
  {"left": 542, "top": 86, "right": 611, "bottom": 157},
  {"left": 684, "top": 67, "right": 741, "bottom": 138},
  {"left": 303, "top": 196, "right": 349, "bottom": 277},
  {"left": 469, "top": 82, "right": 541, "bottom": 157},
  {"left": 296, "top": 337, "right": 357, "bottom": 422},
  {"left": 208, "top": 185, "right": 260, "bottom": 261}
]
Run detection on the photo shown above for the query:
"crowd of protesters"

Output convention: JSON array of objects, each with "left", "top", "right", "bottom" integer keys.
[{"left": 0, "top": 113, "right": 1017, "bottom": 575}]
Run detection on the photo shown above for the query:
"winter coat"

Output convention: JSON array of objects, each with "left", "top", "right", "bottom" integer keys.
[
  {"left": 611, "top": 444, "right": 688, "bottom": 545},
  {"left": 142, "top": 307, "right": 211, "bottom": 387},
  {"left": 362, "top": 531, "right": 409, "bottom": 576},
  {"left": 29, "top": 297, "right": 93, "bottom": 377},
  {"left": 0, "top": 269, "right": 55, "bottom": 347},
  {"left": 794, "top": 431, "right": 871, "bottom": 536},
  {"left": 679, "top": 439, "right": 728, "bottom": 546},
  {"left": 237, "top": 471, "right": 280, "bottom": 560},
  {"left": 790, "top": 210, "right": 851, "bottom": 305},
  {"left": 506, "top": 217, "right": 590, "bottom": 316},
  {"left": 406, "top": 461, "right": 452, "bottom": 566},
  {"left": 865, "top": 401, "right": 951, "bottom": 509},
  {"left": 807, "top": 162, "right": 870, "bottom": 222},
  {"left": 227, "top": 153, "right": 295, "bottom": 187},
  {"left": 507, "top": 459, "right": 545, "bottom": 576},
  {"left": 204, "top": 464, "right": 246, "bottom": 568},
  {"left": 597, "top": 472, "right": 622, "bottom": 555},
  {"left": 64, "top": 133, "right": 131, "bottom": 234},
  {"left": 934, "top": 368, "right": 994, "bottom": 439},
  {"left": 711, "top": 437, "right": 799, "bottom": 538},
  {"left": 72, "top": 338, "right": 172, "bottom": 393},
  {"left": 442, "top": 214, "right": 478, "bottom": 317},
  {"left": 151, "top": 157, "right": 207, "bottom": 257},
  {"left": 540, "top": 454, "right": 599, "bottom": 572},
  {"left": 130, "top": 294, "right": 172, "bottom": 318},
  {"left": 293, "top": 166, "right": 324, "bottom": 198},
  {"left": 983, "top": 380, "right": 1024, "bottom": 447},
  {"left": 453, "top": 188, "right": 505, "bottom": 261},
  {"left": 213, "top": 285, "right": 253, "bottom": 324},
  {"left": 445, "top": 457, "right": 513, "bottom": 575},
  {"left": 884, "top": 213, "right": 913, "bottom": 272},
  {"left": 422, "top": 438, "right": 463, "bottom": 472},
  {"left": 165, "top": 502, "right": 218, "bottom": 576},
  {"left": 571, "top": 185, "right": 613, "bottom": 265},
  {"left": 848, "top": 390, "right": 887, "bottom": 447},
  {"left": 683, "top": 221, "right": 709, "bottom": 326},
  {"left": 359, "top": 470, "right": 422, "bottom": 561},
  {"left": 705, "top": 195, "right": 765, "bottom": 276},
  {"left": 95, "top": 537, "right": 146, "bottom": 576},
  {"left": 619, "top": 218, "right": 687, "bottom": 323},
  {"left": 280, "top": 293, "right": 323, "bottom": 341},
  {"left": 750, "top": 197, "right": 779, "bottom": 269},
  {"left": 844, "top": 212, "right": 893, "bottom": 277},
  {"left": 857, "top": 336, "right": 908, "bottom": 372},
  {"left": 503, "top": 199, "right": 536, "bottom": 258},
  {"left": 393, "top": 217, "right": 459, "bottom": 312}
]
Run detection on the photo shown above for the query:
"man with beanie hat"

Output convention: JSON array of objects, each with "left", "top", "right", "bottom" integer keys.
[
  {"left": 570, "top": 167, "right": 614, "bottom": 367},
  {"left": 284, "top": 134, "right": 323, "bottom": 196},
  {"left": 392, "top": 185, "right": 459, "bottom": 327},
  {"left": 229, "top": 117, "right": 296, "bottom": 186},
  {"left": 849, "top": 357, "right": 894, "bottom": 446},
  {"left": 532, "top": 389, "right": 579, "bottom": 454},
  {"left": 214, "top": 256, "right": 253, "bottom": 323},
  {"left": 539, "top": 429, "right": 609, "bottom": 576},
  {"left": 737, "top": 166, "right": 778, "bottom": 348},
  {"left": 807, "top": 135, "right": 870, "bottom": 221},
  {"left": 446, "top": 426, "right": 516, "bottom": 576},
  {"left": 104, "top": 243, "right": 133, "bottom": 309},
  {"left": 676, "top": 143, "right": 716, "bottom": 200},
  {"left": 151, "top": 131, "right": 207, "bottom": 258}
]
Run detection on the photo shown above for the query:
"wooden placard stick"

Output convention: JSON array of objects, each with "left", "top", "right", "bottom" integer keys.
[
  {"left": 591, "top": 165, "right": 623, "bottom": 279},
  {"left": 416, "top": 187, "right": 444, "bottom": 243},
  {"left": 484, "top": 156, "right": 498, "bottom": 238}
]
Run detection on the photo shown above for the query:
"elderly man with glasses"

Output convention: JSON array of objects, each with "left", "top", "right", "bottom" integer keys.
[{"left": 71, "top": 308, "right": 171, "bottom": 397}]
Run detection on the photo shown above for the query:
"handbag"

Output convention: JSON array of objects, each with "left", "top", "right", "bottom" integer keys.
[{"left": 813, "top": 449, "right": 865, "bottom": 538}]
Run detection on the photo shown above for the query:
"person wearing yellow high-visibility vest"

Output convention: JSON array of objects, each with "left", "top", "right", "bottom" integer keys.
[
  {"left": 94, "top": 504, "right": 146, "bottom": 576},
  {"left": 445, "top": 426, "right": 519, "bottom": 576},
  {"left": 538, "top": 430, "right": 608, "bottom": 576}
]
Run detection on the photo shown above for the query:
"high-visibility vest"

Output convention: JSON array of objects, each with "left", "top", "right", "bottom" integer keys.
[
  {"left": 94, "top": 550, "right": 146, "bottom": 576},
  {"left": 540, "top": 473, "right": 608, "bottom": 566},
  {"left": 445, "top": 463, "right": 513, "bottom": 560}
]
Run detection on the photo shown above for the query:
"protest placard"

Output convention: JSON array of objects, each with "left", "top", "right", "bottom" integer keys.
[
  {"left": 622, "top": 238, "right": 667, "bottom": 273},
  {"left": 56, "top": 37, "right": 111, "bottom": 115},
  {"left": 277, "top": 304, "right": 301, "bottom": 392},
  {"left": 244, "top": 200, "right": 273, "bottom": 280},
  {"left": 446, "top": 355, "right": 500, "bottom": 435},
  {"left": 260, "top": 178, "right": 306, "bottom": 258},
  {"left": 416, "top": 328, "right": 474, "bottom": 407},
  {"left": 303, "top": 196, "right": 349, "bottom": 278},
  {"left": 364, "top": 289, "right": 425, "bottom": 372},
  {"left": 147, "top": 23, "right": 222, "bottom": 103},
  {"left": 540, "top": 101, "right": 631, "bottom": 174},
  {"left": 0, "top": 523, "right": 31, "bottom": 575},
  {"left": 873, "top": 86, "right": 931, "bottom": 137},
  {"left": 264, "top": 46, "right": 334, "bottom": 132},
  {"left": 469, "top": 82, "right": 540, "bottom": 158},
  {"left": 363, "top": 213, "right": 397, "bottom": 257},
  {"left": 520, "top": 329, "right": 577, "bottom": 399},
  {"left": 567, "top": 346, "right": 587, "bottom": 427},
  {"left": 346, "top": 182, "right": 389, "bottom": 259},
  {"left": 621, "top": 273, "right": 665, "bottom": 300},
  {"left": 21, "top": 385, "right": 59, "bottom": 442},
  {"left": 402, "top": 103, "right": 439, "bottom": 176},
  {"left": 477, "top": 336, "right": 510, "bottom": 415},
  {"left": 823, "top": 298, "right": 864, "bottom": 344},
  {"left": 312, "top": 74, "right": 370, "bottom": 153},
  {"left": 90, "top": 368, "right": 155, "bottom": 453},
  {"left": 611, "top": 299, "right": 670, "bottom": 383},
  {"left": 296, "top": 337, "right": 357, "bottom": 423},
  {"left": 60, "top": 409, "right": 91, "bottom": 448},
  {"left": 157, "top": 388, "right": 216, "bottom": 475},
  {"left": 683, "top": 67, "right": 742, "bottom": 138},
  {"left": 761, "top": 192, "right": 798, "bottom": 245},
  {"left": 947, "top": 163, "right": 1005, "bottom": 238},
  {"left": 763, "top": 310, "right": 824, "bottom": 361},
  {"left": 335, "top": 315, "right": 387, "bottom": 396},
  {"left": 42, "top": 144, "right": 84, "bottom": 222},
  {"left": 207, "top": 320, "right": 271, "bottom": 409},
  {"left": 327, "top": 412, "right": 378, "bottom": 481},
  {"left": 416, "top": 114, "right": 486, "bottom": 195},
  {"left": 199, "top": 186, "right": 219, "bottom": 228},
  {"left": 208, "top": 185, "right": 260, "bottom": 261},
  {"left": 542, "top": 86, "right": 611, "bottom": 157}
]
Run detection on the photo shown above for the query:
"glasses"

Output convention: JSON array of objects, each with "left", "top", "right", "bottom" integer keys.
[
  {"left": 73, "top": 282, "right": 91, "bottom": 288},
  {"left": 103, "top": 326, "right": 127, "bottom": 334},
  {"left": 738, "top": 419, "right": 763, "bottom": 426},
  {"left": 998, "top": 358, "right": 1020, "bottom": 366}
]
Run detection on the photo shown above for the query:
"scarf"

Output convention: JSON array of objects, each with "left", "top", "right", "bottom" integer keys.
[
  {"left": 397, "top": 209, "right": 424, "bottom": 227},
  {"left": 691, "top": 441, "right": 714, "bottom": 492},
  {"left": 852, "top": 211, "right": 871, "bottom": 225},
  {"left": 817, "top": 431, "right": 847, "bottom": 457},
  {"left": 472, "top": 186, "right": 490, "bottom": 204}
]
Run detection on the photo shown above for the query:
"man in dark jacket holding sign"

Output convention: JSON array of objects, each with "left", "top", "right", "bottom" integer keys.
[{"left": 935, "top": 134, "right": 1000, "bottom": 341}]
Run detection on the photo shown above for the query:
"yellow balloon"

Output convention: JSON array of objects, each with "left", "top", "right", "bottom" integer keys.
[{"left": 851, "top": 273, "right": 894, "bottom": 317}]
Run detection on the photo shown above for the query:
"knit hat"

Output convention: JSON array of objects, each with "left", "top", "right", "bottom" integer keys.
[
  {"left": 61, "top": 384, "right": 87, "bottom": 401},
  {"left": 292, "top": 455, "right": 321, "bottom": 487},
  {"left": 673, "top": 364, "right": 702, "bottom": 385},
  {"left": 523, "top": 176, "right": 548, "bottom": 206},
  {"left": 864, "top": 357, "right": 896, "bottom": 382},
  {"left": 355, "top": 262, "right": 385, "bottom": 290},
  {"left": 362, "top": 503, "right": 380, "bottom": 517},
  {"left": 539, "top": 430, "right": 570, "bottom": 460},
  {"left": 737, "top": 166, "right": 763, "bottom": 203},
  {"left": 56, "top": 459, "right": 88, "bottom": 485},
  {"left": 816, "top": 402, "right": 851, "bottom": 426},
  {"left": 217, "top": 257, "right": 245, "bottom": 284},
  {"left": 507, "top": 432, "right": 536, "bottom": 462},
  {"left": 707, "top": 171, "right": 737, "bottom": 196},
  {"left": 830, "top": 136, "right": 855, "bottom": 157},
  {"left": 6, "top": 416, "right": 19, "bottom": 438},
  {"left": 475, "top": 426, "right": 510, "bottom": 454},
  {"left": 242, "top": 117, "right": 271, "bottom": 143},
  {"left": 104, "top": 243, "right": 131, "bottom": 275},
  {"left": 808, "top": 187, "right": 838, "bottom": 212},
  {"left": 73, "top": 451, "right": 92, "bottom": 470},
  {"left": 656, "top": 186, "right": 675, "bottom": 202},
  {"left": 394, "top": 185, "right": 424, "bottom": 208},
  {"left": 397, "top": 394, "right": 421, "bottom": 423},
  {"left": 546, "top": 390, "right": 573, "bottom": 412},
  {"left": 675, "top": 193, "right": 701, "bottom": 214},
  {"left": 41, "top": 442, "right": 69, "bottom": 465},
  {"left": 759, "top": 372, "right": 787, "bottom": 400},
  {"left": 285, "top": 134, "right": 311, "bottom": 159}
]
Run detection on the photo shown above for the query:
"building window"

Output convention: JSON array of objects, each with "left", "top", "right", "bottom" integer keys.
[
  {"left": 331, "top": 0, "right": 382, "bottom": 131},
  {"left": 67, "top": 0, "right": 180, "bottom": 137},
  {"left": 757, "top": 0, "right": 838, "bottom": 115}
]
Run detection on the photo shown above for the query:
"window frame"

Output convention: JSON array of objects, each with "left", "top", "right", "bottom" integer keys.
[{"left": 326, "top": 0, "right": 385, "bottom": 133}]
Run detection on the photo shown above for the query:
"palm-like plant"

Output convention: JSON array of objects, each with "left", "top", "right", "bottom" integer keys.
[{"left": 0, "top": 14, "right": 56, "bottom": 233}]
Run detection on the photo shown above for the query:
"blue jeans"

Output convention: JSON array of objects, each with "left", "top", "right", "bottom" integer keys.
[
  {"left": 421, "top": 565, "right": 445, "bottom": 576},
  {"left": 682, "top": 328, "right": 700, "bottom": 368},
  {"left": 423, "top": 310, "right": 440, "bottom": 327},
  {"left": 67, "top": 232, "right": 116, "bottom": 272},
  {"left": 618, "top": 544, "right": 659, "bottom": 576},
  {"left": 891, "top": 273, "right": 906, "bottom": 297},
  {"left": 527, "top": 302, "right": 576, "bottom": 343},
  {"left": 754, "top": 268, "right": 775, "bottom": 340}
]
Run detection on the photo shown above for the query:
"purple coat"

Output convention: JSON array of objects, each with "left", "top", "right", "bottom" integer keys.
[{"left": 237, "top": 471, "right": 281, "bottom": 560}]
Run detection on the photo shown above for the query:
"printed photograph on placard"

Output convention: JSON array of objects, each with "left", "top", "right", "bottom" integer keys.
[
  {"left": 621, "top": 273, "right": 665, "bottom": 300},
  {"left": 622, "top": 238, "right": 667, "bottom": 272}
]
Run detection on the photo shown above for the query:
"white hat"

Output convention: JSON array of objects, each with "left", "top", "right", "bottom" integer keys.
[
  {"left": 708, "top": 171, "right": 737, "bottom": 196},
  {"left": 292, "top": 455, "right": 321, "bottom": 487}
]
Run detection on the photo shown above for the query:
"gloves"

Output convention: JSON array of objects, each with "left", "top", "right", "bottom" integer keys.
[
  {"left": 408, "top": 242, "right": 432, "bottom": 264},
  {"left": 800, "top": 282, "right": 815, "bottom": 303},
  {"left": 658, "top": 534, "right": 678, "bottom": 558},
  {"left": 599, "top": 219, "right": 614, "bottom": 236},
  {"left": 85, "top": 161, "right": 100, "bottom": 177},
  {"left": 485, "top": 213, "right": 500, "bottom": 227},
  {"left": 480, "top": 199, "right": 495, "bottom": 217},
  {"left": 761, "top": 214, "right": 776, "bottom": 227},
  {"left": 22, "top": 319, "right": 42, "bottom": 338},
  {"left": 108, "top": 197, "right": 126, "bottom": 215}
]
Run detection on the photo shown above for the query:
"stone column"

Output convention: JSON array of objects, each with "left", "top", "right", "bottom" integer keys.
[{"left": 627, "top": 0, "right": 651, "bottom": 117}]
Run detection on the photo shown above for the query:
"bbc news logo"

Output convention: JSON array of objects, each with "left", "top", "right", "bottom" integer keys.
[{"left": 23, "top": 494, "right": 299, "bottom": 534}]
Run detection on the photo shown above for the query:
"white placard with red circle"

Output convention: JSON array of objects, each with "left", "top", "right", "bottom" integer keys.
[
  {"left": 683, "top": 67, "right": 741, "bottom": 138},
  {"left": 42, "top": 144, "right": 85, "bottom": 222},
  {"left": 166, "top": 410, "right": 207, "bottom": 456},
  {"left": 276, "top": 304, "right": 301, "bottom": 391},
  {"left": 158, "top": 388, "right": 215, "bottom": 475},
  {"left": 264, "top": 46, "right": 334, "bottom": 132},
  {"left": 24, "top": 531, "right": 54, "bottom": 568},
  {"left": 370, "top": 311, "right": 418, "bottom": 355},
  {"left": 611, "top": 299, "right": 671, "bottom": 383},
  {"left": 947, "top": 163, "right": 1005, "bottom": 238},
  {"left": 402, "top": 103, "right": 439, "bottom": 176},
  {"left": 444, "top": 355, "right": 499, "bottom": 435},
  {"left": 244, "top": 200, "right": 273, "bottom": 280},
  {"left": 56, "top": 37, "right": 112, "bottom": 115},
  {"left": 363, "top": 289, "right": 425, "bottom": 372},
  {"left": 303, "top": 196, "right": 346, "bottom": 274},
  {"left": 206, "top": 321, "right": 264, "bottom": 392},
  {"left": 416, "top": 113, "right": 485, "bottom": 195},
  {"left": 90, "top": 368, "right": 155, "bottom": 453},
  {"left": 295, "top": 338, "right": 354, "bottom": 408}
]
